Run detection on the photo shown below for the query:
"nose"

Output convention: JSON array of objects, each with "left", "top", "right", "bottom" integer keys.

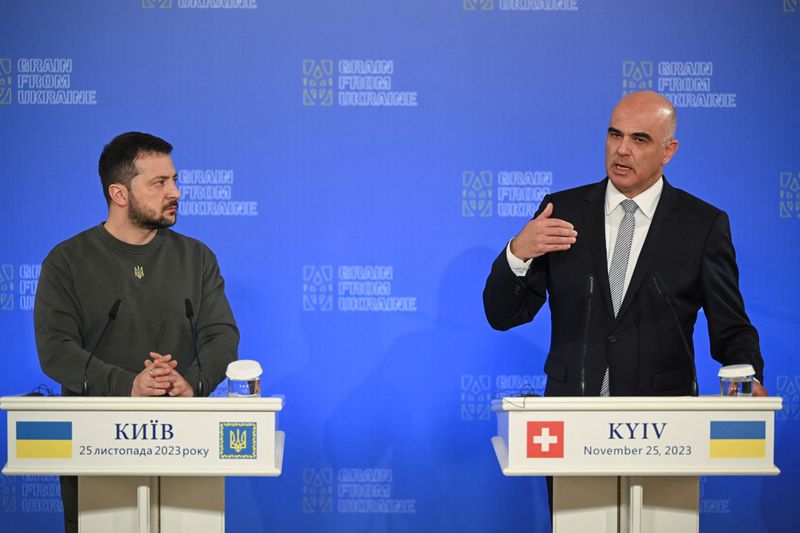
[
  {"left": 167, "top": 179, "right": 181, "bottom": 199},
  {"left": 616, "top": 135, "right": 632, "bottom": 156}
]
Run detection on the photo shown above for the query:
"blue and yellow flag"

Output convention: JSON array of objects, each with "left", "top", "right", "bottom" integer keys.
[
  {"left": 709, "top": 421, "right": 765, "bottom": 458},
  {"left": 16, "top": 421, "right": 72, "bottom": 459}
]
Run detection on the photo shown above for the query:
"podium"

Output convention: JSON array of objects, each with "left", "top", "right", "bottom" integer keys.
[
  {"left": 491, "top": 396, "right": 781, "bottom": 533},
  {"left": 2, "top": 396, "right": 284, "bottom": 533}
]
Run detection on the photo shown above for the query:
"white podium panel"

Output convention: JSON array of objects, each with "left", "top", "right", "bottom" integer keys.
[
  {"left": 492, "top": 396, "right": 781, "bottom": 533},
  {"left": 2, "top": 396, "right": 284, "bottom": 533},
  {"left": 2, "top": 396, "right": 283, "bottom": 476},
  {"left": 493, "top": 396, "right": 780, "bottom": 476}
]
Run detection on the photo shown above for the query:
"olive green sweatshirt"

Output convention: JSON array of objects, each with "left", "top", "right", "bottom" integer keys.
[{"left": 34, "top": 223, "right": 239, "bottom": 396}]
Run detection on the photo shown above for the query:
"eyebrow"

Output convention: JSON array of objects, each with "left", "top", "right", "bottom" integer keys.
[
  {"left": 149, "top": 173, "right": 178, "bottom": 181},
  {"left": 608, "top": 127, "right": 653, "bottom": 142}
]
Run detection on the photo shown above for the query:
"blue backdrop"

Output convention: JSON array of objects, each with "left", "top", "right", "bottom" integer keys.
[{"left": 1, "top": 1, "right": 799, "bottom": 531}]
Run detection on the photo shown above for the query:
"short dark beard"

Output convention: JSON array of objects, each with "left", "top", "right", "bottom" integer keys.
[{"left": 127, "top": 191, "right": 177, "bottom": 230}]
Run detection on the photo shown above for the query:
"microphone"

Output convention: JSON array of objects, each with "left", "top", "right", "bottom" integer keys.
[
  {"left": 579, "top": 275, "right": 594, "bottom": 396},
  {"left": 184, "top": 298, "right": 205, "bottom": 397},
  {"left": 653, "top": 274, "right": 698, "bottom": 397},
  {"left": 82, "top": 299, "right": 122, "bottom": 396}
]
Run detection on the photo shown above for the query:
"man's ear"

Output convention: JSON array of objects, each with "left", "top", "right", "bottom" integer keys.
[
  {"left": 662, "top": 139, "right": 679, "bottom": 165},
  {"left": 108, "top": 184, "right": 128, "bottom": 207}
]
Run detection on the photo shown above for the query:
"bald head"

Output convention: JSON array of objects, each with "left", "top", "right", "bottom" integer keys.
[
  {"left": 613, "top": 91, "right": 677, "bottom": 145},
  {"left": 605, "top": 91, "right": 680, "bottom": 198}
]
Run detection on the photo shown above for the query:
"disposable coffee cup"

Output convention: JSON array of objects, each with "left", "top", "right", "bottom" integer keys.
[
  {"left": 226, "top": 360, "right": 262, "bottom": 397},
  {"left": 718, "top": 364, "right": 755, "bottom": 397}
]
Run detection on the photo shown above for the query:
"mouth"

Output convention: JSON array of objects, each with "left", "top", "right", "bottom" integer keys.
[
  {"left": 164, "top": 203, "right": 178, "bottom": 213},
  {"left": 612, "top": 163, "right": 633, "bottom": 174}
]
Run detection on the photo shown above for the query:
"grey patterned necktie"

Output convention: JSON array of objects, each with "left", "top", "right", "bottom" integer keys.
[{"left": 601, "top": 199, "right": 638, "bottom": 396}]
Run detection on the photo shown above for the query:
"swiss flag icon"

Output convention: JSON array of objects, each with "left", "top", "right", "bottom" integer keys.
[{"left": 527, "top": 421, "right": 564, "bottom": 458}]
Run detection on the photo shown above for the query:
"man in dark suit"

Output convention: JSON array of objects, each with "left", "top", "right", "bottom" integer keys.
[{"left": 483, "top": 90, "right": 766, "bottom": 397}]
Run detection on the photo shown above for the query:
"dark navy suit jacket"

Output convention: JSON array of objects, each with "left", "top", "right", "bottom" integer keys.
[{"left": 483, "top": 178, "right": 763, "bottom": 396}]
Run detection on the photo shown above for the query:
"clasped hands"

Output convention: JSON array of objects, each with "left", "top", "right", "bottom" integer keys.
[{"left": 131, "top": 352, "right": 194, "bottom": 397}]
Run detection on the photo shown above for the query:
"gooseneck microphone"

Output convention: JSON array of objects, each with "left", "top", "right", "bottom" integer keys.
[
  {"left": 579, "top": 275, "right": 594, "bottom": 397},
  {"left": 184, "top": 298, "right": 205, "bottom": 397},
  {"left": 652, "top": 274, "right": 698, "bottom": 397},
  {"left": 82, "top": 299, "right": 122, "bottom": 396}
]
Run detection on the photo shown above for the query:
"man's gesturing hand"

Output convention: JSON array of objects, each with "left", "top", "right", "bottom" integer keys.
[{"left": 509, "top": 202, "right": 577, "bottom": 261}]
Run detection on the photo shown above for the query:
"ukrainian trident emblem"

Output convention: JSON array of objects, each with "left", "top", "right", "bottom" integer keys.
[
  {"left": 220, "top": 422, "right": 257, "bottom": 459},
  {"left": 229, "top": 428, "right": 247, "bottom": 453}
]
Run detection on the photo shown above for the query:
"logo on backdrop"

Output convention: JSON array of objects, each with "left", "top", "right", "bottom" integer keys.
[
  {"left": 0, "top": 58, "right": 97, "bottom": 106},
  {"left": 462, "top": 171, "right": 493, "bottom": 217},
  {"left": 0, "top": 264, "right": 39, "bottom": 311},
  {"left": 527, "top": 421, "right": 564, "bottom": 458},
  {"left": 699, "top": 478, "right": 731, "bottom": 515},
  {"left": 622, "top": 60, "right": 736, "bottom": 108},
  {"left": 303, "top": 60, "right": 334, "bottom": 106},
  {"left": 462, "top": 170, "right": 553, "bottom": 218},
  {"left": 219, "top": 422, "right": 257, "bottom": 459},
  {"left": 460, "top": 373, "right": 547, "bottom": 421},
  {"left": 178, "top": 169, "right": 258, "bottom": 216},
  {"left": 622, "top": 61, "right": 654, "bottom": 93},
  {"left": 0, "top": 475, "right": 61, "bottom": 514},
  {"left": 302, "top": 265, "right": 417, "bottom": 312},
  {"left": 0, "top": 264, "right": 14, "bottom": 311},
  {"left": 0, "top": 58, "right": 11, "bottom": 104},
  {"left": 304, "top": 468, "right": 415, "bottom": 514},
  {"left": 303, "top": 468, "right": 334, "bottom": 513},
  {"left": 785, "top": 0, "right": 798, "bottom": 12},
  {"left": 464, "top": 0, "right": 494, "bottom": 9},
  {"left": 0, "top": 475, "right": 15, "bottom": 513},
  {"left": 780, "top": 172, "right": 800, "bottom": 218},
  {"left": 460, "top": 375, "right": 493, "bottom": 420},
  {"left": 142, "top": 0, "right": 258, "bottom": 9},
  {"left": 776, "top": 375, "right": 800, "bottom": 420},
  {"left": 302, "top": 59, "right": 418, "bottom": 107},
  {"left": 464, "top": 0, "right": 579, "bottom": 11},
  {"left": 303, "top": 265, "right": 334, "bottom": 311}
]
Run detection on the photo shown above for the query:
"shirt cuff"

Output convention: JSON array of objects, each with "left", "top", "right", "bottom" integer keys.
[{"left": 506, "top": 240, "right": 533, "bottom": 277}]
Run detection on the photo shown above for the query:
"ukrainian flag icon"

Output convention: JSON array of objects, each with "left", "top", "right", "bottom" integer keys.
[
  {"left": 16, "top": 421, "right": 72, "bottom": 459},
  {"left": 709, "top": 421, "right": 766, "bottom": 458}
]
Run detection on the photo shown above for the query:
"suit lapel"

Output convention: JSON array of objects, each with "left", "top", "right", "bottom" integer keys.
[
  {"left": 582, "top": 179, "right": 615, "bottom": 319},
  {"left": 615, "top": 178, "right": 682, "bottom": 321}
]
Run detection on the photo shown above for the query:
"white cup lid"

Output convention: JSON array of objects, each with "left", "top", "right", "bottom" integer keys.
[
  {"left": 226, "top": 360, "right": 262, "bottom": 381},
  {"left": 718, "top": 364, "right": 755, "bottom": 379}
]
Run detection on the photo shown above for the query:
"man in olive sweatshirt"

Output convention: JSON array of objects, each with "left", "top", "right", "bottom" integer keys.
[{"left": 33, "top": 132, "right": 239, "bottom": 532}]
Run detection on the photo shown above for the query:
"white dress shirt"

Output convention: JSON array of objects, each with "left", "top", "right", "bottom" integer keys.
[{"left": 507, "top": 177, "right": 664, "bottom": 301}]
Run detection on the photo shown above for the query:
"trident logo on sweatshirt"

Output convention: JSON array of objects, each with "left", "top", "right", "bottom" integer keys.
[{"left": 134, "top": 266, "right": 144, "bottom": 279}]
